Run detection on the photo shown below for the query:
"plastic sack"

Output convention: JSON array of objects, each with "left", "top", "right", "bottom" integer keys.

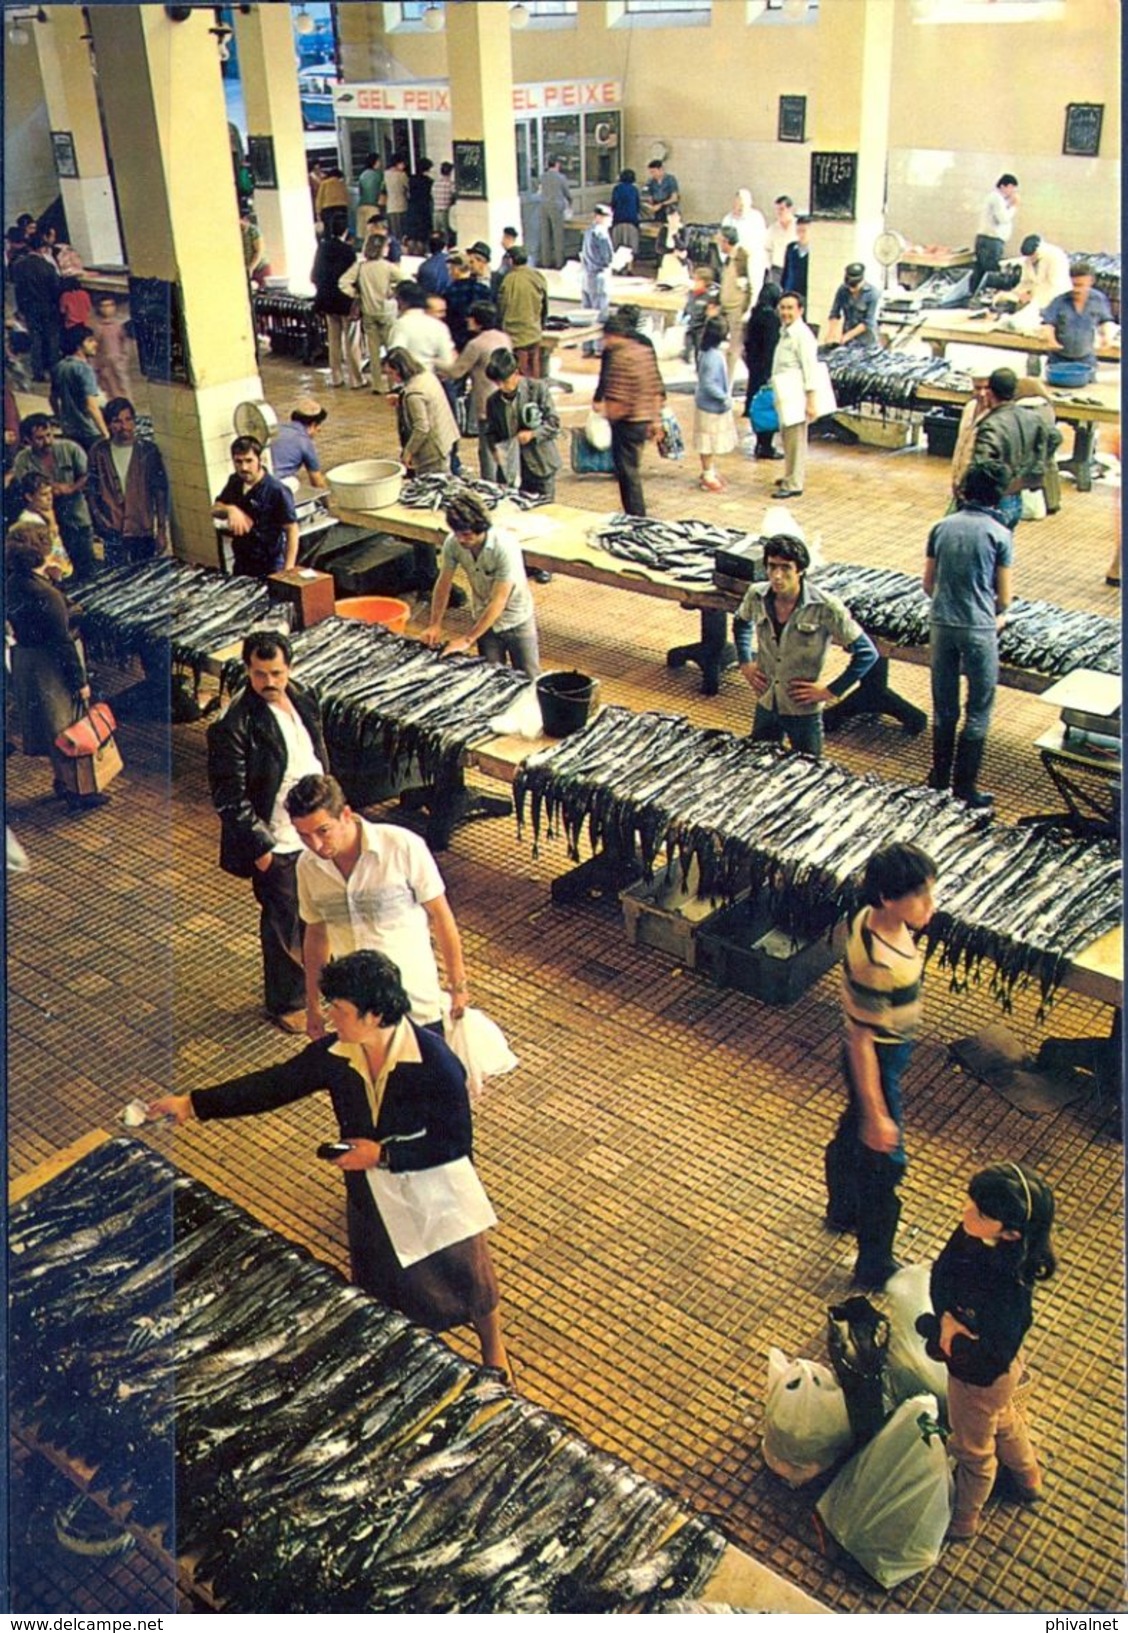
[
  {"left": 656, "top": 406, "right": 685, "bottom": 461},
  {"left": 816, "top": 1393, "right": 952, "bottom": 1589},
  {"left": 762, "top": 1347, "right": 852, "bottom": 1487},
  {"left": 884, "top": 1264, "right": 949, "bottom": 1412},
  {"left": 584, "top": 409, "right": 613, "bottom": 451},
  {"left": 443, "top": 1006, "right": 519, "bottom": 1101},
  {"left": 1020, "top": 487, "right": 1047, "bottom": 522},
  {"left": 655, "top": 320, "right": 688, "bottom": 361},
  {"left": 749, "top": 384, "right": 779, "bottom": 433},
  {"left": 487, "top": 681, "right": 545, "bottom": 740},
  {"left": 571, "top": 428, "right": 615, "bottom": 475}
]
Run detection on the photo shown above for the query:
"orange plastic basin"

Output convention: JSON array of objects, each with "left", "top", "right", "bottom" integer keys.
[{"left": 334, "top": 596, "right": 411, "bottom": 634}]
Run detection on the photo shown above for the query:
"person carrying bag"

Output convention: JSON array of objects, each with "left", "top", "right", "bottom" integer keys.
[{"left": 54, "top": 698, "right": 123, "bottom": 808}]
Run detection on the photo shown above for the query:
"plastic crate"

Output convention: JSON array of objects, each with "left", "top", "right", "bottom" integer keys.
[{"left": 697, "top": 903, "right": 844, "bottom": 1005}]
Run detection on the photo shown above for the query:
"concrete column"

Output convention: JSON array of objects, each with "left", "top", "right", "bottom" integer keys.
[
  {"left": 36, "top": 6, "right": 123, "bottom": 265},
  {"left": 233, "top": 5, "right": 317, "bottom": 295},
  {"left": 445, "top": 4, "right": 521, "bottom": 251},
  {"left": 808, "top": 0, "right": 895, "bottom": 336},
  {"left": 88, "top": 5, "right": 262, "bottom": 567}
]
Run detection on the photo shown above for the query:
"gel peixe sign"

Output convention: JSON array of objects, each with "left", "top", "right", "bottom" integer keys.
[{"left": 335, "top": 80, "right": 620, "bottom": 117}]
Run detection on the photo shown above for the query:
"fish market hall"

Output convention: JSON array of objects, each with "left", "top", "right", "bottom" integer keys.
[{"left": 4, "top": 0, "right": 1123, "bottom": 1617}]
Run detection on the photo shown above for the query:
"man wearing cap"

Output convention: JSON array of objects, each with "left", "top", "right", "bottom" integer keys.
[
  {"left": 970, "top": 173, "right": 1019, "bottom": 296},
  {"left": 581, "top": 205, "right": 615, "bottom": 327},
  {"left": 270, "top": 400, "right": 329, "bottom": 490},
  {"left": 537, "top": 158, "right": 573, "bottom": 270},
  {"left": 445, "top": 247, "right": 492, "bottom": 353},
  {"left": 1011, "top": 235, "right": 1071, "bottom": 311},
  {"left": 642, "top": 159, "right": 680, "bottom": 224},
  {"left": 828, "top": 263, "right": 880, "bottom": 348}
]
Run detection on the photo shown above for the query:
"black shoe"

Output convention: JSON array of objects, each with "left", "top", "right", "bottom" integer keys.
[
  {"left": 529, "top": 568, "right": 553, "bottom": 584},
  {"left": 853, "top": 1259, "right": 901, "bottom": 1292},
  {"left": 65, "top": 792, "right": 111, "bottom": 813}
]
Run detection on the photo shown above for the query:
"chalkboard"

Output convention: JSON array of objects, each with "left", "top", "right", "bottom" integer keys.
[
  {"left": 453, "top": 139, "right": 486, "bottom": 201},
  {"left": 247, "top": 135, "right": 277, "bottom": 190},
  {"left": 1063, "top": 103, "right": 1103, "bottom": 157},
  {"left": 810, "top": 151, "right": 857, "bottom": 220},
  {"left": 128, "top": 276, "right": 193, "bottom": 387},
  {"left": 778, "top": 96, "right": 806, "bottom": 145}
]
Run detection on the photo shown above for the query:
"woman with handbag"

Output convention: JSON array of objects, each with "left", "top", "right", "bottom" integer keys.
[
  {"left": 5, "top": 522, "right": 107, "bottom": 811},
  {"left": 743, "top": 281, "right": 783, "bottom": 458},
  {"left": 148, "top": 949, "right": 510, "bottom": 1378}
]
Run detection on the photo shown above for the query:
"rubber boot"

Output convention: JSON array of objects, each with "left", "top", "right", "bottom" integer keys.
[
  {"left": 926, "top": 722, "right": 957, "bottom": 791},
  {"left": 953, "top": 734, "right": 994, "bottom": 808},
  {"left": 854, "top": 1161, "right": 902, "bottom": 1290}
]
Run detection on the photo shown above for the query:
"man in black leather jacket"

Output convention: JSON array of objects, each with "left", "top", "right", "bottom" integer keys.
[{"left": 206, "top": 629, "right": 328, "bottom": 1031}]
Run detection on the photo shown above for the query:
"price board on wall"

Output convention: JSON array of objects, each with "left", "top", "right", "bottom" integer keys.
[{"left": 810, "top": 151, "right": 857, "bottom": 221}]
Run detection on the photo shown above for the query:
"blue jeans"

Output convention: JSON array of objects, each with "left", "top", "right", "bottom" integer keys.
[
  {"left": 478, "top": 616, "right": 540, "bottom": 677},
  {"left": 930, "top": 623, "right": 998, "bottom": 740},
  {"left": 751, "top": 703, "right": 824, "bottom": 758}
]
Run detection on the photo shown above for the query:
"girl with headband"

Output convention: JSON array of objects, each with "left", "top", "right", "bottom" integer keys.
[{"left": 918, "top": 1161, "right": 1057, "bottom": 1540}]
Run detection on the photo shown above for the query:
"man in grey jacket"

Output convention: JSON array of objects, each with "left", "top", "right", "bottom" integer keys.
[
  {"left": 484, "top": 347, "right": 561, "bottom": 499},
  {"left": 537, "top": 158, "right": 572, "bottom": 270}
]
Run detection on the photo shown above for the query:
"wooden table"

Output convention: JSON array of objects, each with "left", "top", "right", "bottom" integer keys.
[
  {"left": 914, "top": 374, "right": 1120, "bottom": 492},
  {"left": 542, "top": 268, "right": 687, "bottom": 327},
  {"left": 917, "top": 310, "right": 1121, "bottom": 366},
  {"left": 895, "top": 247, "right": 975, "bottom": 292}
]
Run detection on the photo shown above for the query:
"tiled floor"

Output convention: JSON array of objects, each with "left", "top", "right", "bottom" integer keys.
[{"left": 6, "top": 330, "right": 1124, "bottom": 1613}]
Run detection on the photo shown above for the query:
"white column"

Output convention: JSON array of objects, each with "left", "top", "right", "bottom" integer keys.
[
  {"left": 37, "top": 6, "right": 124, "bottom": 265},
  {"left": 233, "top": 5, "right": 318, "bottom": 294}
]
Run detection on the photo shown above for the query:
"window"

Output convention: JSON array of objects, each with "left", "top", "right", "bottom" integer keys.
[
  {"left": 623, "top": 0, "right": 710, "bottom": 14},
  {"left": 912, "top": 0, "right": 1063, "bottom": 19},
  {"left": 763, "top": 0, "right": 820, "bottom": 13},
  {"left": 523, "top": 2, "right": 577, "bottom": 13},
  {"left": 395, "top": 1, "right": 431, "bottom": 19}
]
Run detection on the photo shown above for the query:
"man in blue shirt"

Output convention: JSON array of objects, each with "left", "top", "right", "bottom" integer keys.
[
  {"left": 828, "top": 263, "right": 880, "bottom": 348},
  {"left": 212, "top": 436, "right": 299, "bottom": 578},
  {"left": 642, "top": 159, "right": 679, "bottom": 223},
  {"left": 417, "top": 232, "right": 453, "bottom": 298},
  {"left": 1040, "top": 263, "right": 1116, "bottom": 385},
  {"left": 922, "top": 459, "right": 1014, "bottom": 807},
  {"left": 51, "top": 326, "right": 107, "bottom": 450},
  {"left": 270, "top": 399, "right": 328, "bottom": 490},
  {"left": 580, "top": 204, "right": 615, "bottom": 326}
]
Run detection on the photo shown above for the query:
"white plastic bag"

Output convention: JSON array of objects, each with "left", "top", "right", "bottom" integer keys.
[
  {"left": 762, "top": 1347, "right": 852, "bottom": 1487},
  {"left": 443, "top": 1006, "right": 519, "bottom": 1101},
  {"left": 487, "top": 681, "right": 544, "bottom": 740},
  {"left": 584, "top": 410, "right": 612, "bottom": 451},
  {"left": 655, "top": 320, "right": 688, "bottom": 361},
  {"left": 816, "top": 1393, "right": 953, "bottom": 1588},
  {"left": 884, "top": 1264, "right": 949, "bottom": 1412},
  {"left": 1020, "top": 487, "right": 1047, "bottom": 522}
]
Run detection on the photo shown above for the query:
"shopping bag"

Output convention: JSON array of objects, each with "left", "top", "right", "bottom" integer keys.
[
  {"left": 656, "top": 406, "right": 685, "bottom": 460},
  {"left": 584, "top": 409, "right": 613, "bottom": 451},
  {"left": 443, "top": 1006, "right": 519, "bottom": 1101},
  {"left": 884, "top": 1264, "right": 949, "bottom": 1412},
  {"left": 367, "top": 1156, "right": 497, "bottom": 1268},
  {"left": 54, "top": 733, "right": 123, "bottom": 798},
  {"left": 762, "top": 1347, "right": 852, "bottom": 1487},
  {"left": 1020, "top": 487, "right": 1047, "bottom": 522},
  {"left": 54, "top": 701, "right": 117, "bottom": 757},
  {"left": 571, "top": 428, "right": 615, "bottom": 475},
  {"left": 827, "top": 1295, "right": 890, "bottom": 1447},
  {"left": 816, "top": 1394, "right": 952, "bottom": 1589},
  {"left": 749, "top": 384, "right": 779, "bottom": 433}
]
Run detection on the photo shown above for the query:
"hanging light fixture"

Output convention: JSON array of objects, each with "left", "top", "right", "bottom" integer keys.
[
  {"left": 510, "top": 3, "right": 530, "bottom": 26},
  {"left": 294, "top": 4, "right": 315, "bottom": 34},
  {"left": 422, "top": 4, "right": 445, "bottom": 30}
]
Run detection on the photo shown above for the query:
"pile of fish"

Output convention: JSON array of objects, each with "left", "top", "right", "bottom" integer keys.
[
  {"left": 514, "top": 707, "right": 1121, "bottom": 1010},
  {"left": 10, "top": 1137, "right": 728, "bottom": 1614},
  {"left": 218, "top": 615, "right": 530, "bottom": 786},
  {"left": 397, "top": 474, "right": 548, "bottom": 512},
  {"left": 823, "top": 348, "right": 971, "bottom": 410},
  {"left": 589, "top": 517, "right": 754, "bottom": 586},
  {"left": 813, "top": 563, "right": 1121, "bottom": 677},
  {"left": 75, "top": 560, "right": 284, "bottom": 680}
]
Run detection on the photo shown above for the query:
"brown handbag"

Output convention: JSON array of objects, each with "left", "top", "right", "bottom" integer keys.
[{"left": 54, "top": 702, "right": 123, "bottom": 796}]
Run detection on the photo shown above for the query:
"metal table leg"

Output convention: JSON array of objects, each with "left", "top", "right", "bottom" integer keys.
[
  {"left": 822, "top": 656, "right": 928, "bottom": 736},
  {"left": 666, "top": 608, "right": 738, "bottom": 697}
]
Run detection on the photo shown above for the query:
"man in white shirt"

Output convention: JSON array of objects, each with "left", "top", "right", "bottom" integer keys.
[
  {"left": 207, "top": 631, "right": 328, "bottom": 1032},
  {"left": 286, "top": 773, "right": 469, "bottom": 1039},
  {"left": 387, "top": 281, "right": 456, "bottom": 372},
  {"left": 765, "top": 195, "right": 798, "bottom": 282},
  {"left": 970, "top": 173, "right": 1019, "bottom": 295},
  {"left": 1012, "top": 234, "right": 1072, "bottom": 312},
  {"left": 770, "top": 291, "right": 819, "bottom": 499}
]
